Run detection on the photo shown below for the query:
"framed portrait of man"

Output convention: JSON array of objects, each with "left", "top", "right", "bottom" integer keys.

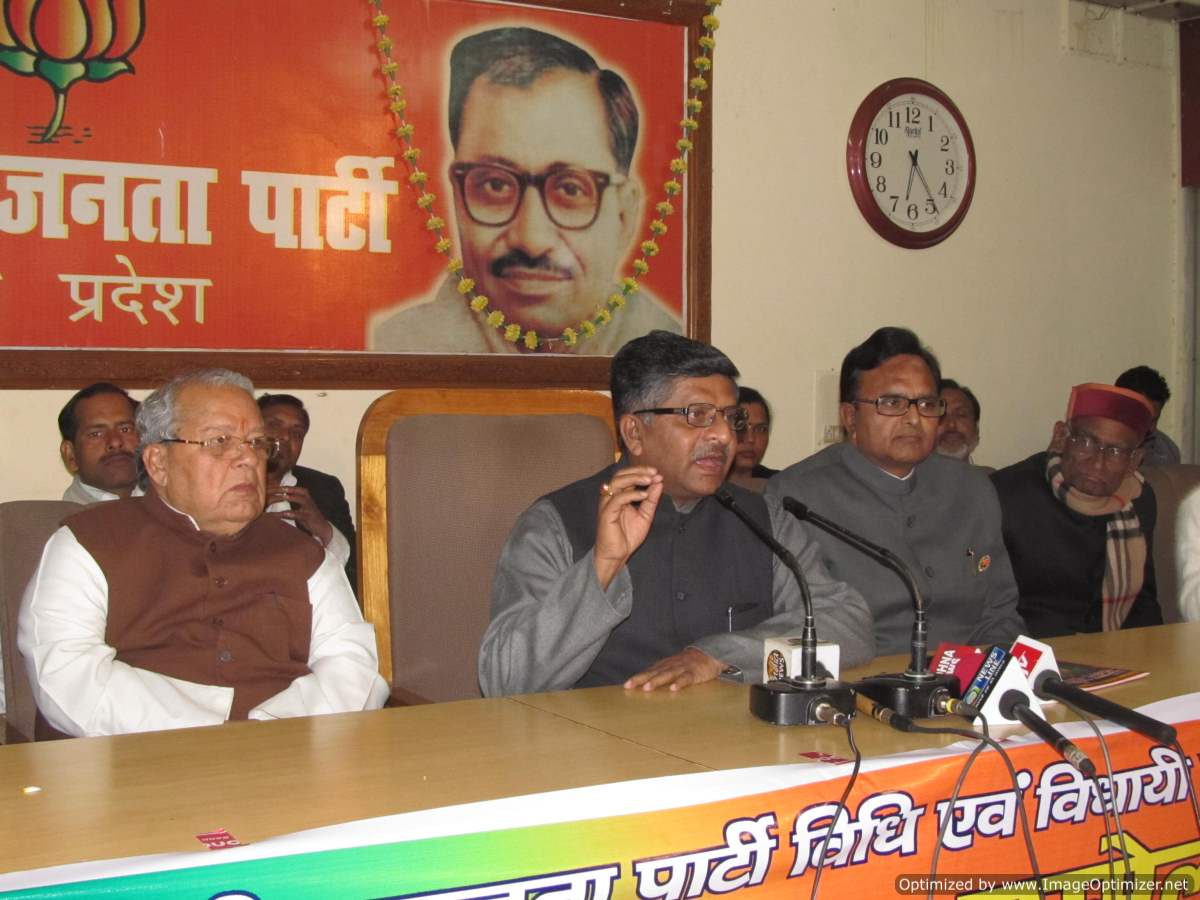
[{"left": 0, "top": 0, "right": 714, "bottom": 388}]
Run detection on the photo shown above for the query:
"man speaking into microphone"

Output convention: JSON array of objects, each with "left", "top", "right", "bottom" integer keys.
[
  {"left": 767, "top": 327, "right": 1025, "bottom": 656},
  {"left": 478, "top": 331, "right": 874, "bottom": 696}
]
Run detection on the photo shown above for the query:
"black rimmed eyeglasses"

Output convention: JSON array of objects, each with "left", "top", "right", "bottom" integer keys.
[
  {"left": 449, "top": 162, "right": 626, "bottom": 230},
  {"left": 852, "top": 395, "right": 946, "bottom": 418},
  {"left": 633, "top": 404, "right": 750, "bottom": 431}
]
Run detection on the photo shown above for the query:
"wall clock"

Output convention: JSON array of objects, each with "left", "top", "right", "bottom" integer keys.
[{"left": 846, "top": 78, "right": 976, "bottom": 249}]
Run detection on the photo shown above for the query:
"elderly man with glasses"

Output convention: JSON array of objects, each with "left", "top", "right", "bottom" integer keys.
[
  {"left": 991, "top": 383, "right": 1162, "bottom": 637},
  {"left": 767, "top": 327, "right": 1025, "bottom": 656},
  {"left": 369, "top": 26, "right": 680, "bottom": 354},
  {"left": 19, "top": 369, "right": 387, "bottom": 738},
  {"left": 479, "top": 331, "right": 874, "bottom": 696}
]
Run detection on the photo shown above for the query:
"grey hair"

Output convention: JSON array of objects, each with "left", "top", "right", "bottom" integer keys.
[{"left": 137, "top": 369, "right": 256, "bottom": 447}]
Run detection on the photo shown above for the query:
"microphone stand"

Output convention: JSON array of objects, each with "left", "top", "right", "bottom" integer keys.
[
  {"left": 781, "top": 496, "right": 957, "bottom": 718},
  {"left": 715, "top": 489, "right": 854, "bottom": 726}
]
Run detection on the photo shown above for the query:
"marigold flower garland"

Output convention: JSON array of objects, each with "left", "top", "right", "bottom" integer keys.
[{"left": 368, "top": 0, "right": 722, "bottom": 351}]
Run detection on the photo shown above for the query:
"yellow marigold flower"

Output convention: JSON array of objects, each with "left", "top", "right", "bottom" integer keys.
[
  {"left": 632, "top": 259, "right": 649, "bottom": 276},
  {"left": 387, "top": 84, "right": 403, "bottom": 98},
  {"left": 390, "top": 100, "right": 407, "bottom": 115},
  {"left": 699, "top": 36, "right": 716, "bottom": 50},
  {"left": 655, "top": 201, "right": 675, "bottom": 216},
  {"left": 434, "top": 237, "right": 451, "bottom": 254},
  {"left": 689, "top": 76, "right": 708, "bottom": 92},
  {"left": 702, "top": 14, "right": 720, "bottom": 30},
  {"left": 409, "top": 171, "right": 428, "bottom": 186},
  {"left": 693, "top": 56, "right": 712, "bottom": 72},
  {"left": 563, "top": 328, "right": 578, "bottom": 346},
  {"left": 640, "top": 239, "right": 660, "bottom": 256},
  {"left": 664, "top": 179, "right": 682, "bottom": 195},
  {"left": 670, "top": 158, "right": 687, "bottom": 174},
  {"left": 504, "top": 324, "right": 521, "bottom": 342},
  {"left": 372, "top": 14, "right": 389, "bottom": 27},
  {"left": 650, "top": 219, "right": 668, "bottom": 235},
  {"left": 608, "top": 292, "right": 626, "bottom": 309},
  {"left": 425, "top": 215, "right": 444, "bottom": 231},
  {"left": 378, "top": 37, "right": 393, "bottom": 53},
  {"left": 447, "top": 258, "right": 463, "bottom": 273},
  {"left": 524, "top": 331, "right": 539, "bottom": 350},
  {"left": 686, "top": 97, "right": 704, "bottom": 113},
  {"left": 456, "top": 278, "right": 475, "bottom": 294},
  {"left": 417, "top": 192, "right": 436, "bottom": 209},
  {"left": 396, "top": 123, "right": 415, "bottom": 140},
  {"left": 581, "top": 320, "right": 596, "bottom": 337},
  {"left": 487, "top": 310, "right": 505, "bottom": 328},
  {"left": 676, "top": 138, "right": 693, "bottom": 153},
  {"left": 403, "top": 148, "right": 421, "bottom": 163},
  {"left": 470, "top": 295, "right": 489, "bottom": 312},
  {"left": 621, "top": 276, "right": 639, "bottom": 293},
  {"left": 382, "top": 61, "right": 398, "bottom": 76},
  {"left": 680, "top": 117, "right": 700, "bottom": 131},
  {"left": 597, "top": 308, "right": 612, "bottom": 325}
]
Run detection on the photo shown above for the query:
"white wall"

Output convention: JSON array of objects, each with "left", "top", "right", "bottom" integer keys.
[{"left": 0, "top": 0, "right": 1187, "bottom": 508}]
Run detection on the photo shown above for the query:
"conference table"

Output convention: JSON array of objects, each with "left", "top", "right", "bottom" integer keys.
[{"left": 1, "top": 623, "right": 1197, "bottom": 877}]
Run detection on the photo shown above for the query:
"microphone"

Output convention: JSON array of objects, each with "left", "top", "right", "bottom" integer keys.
[
  {"left": 781, "top": 495, "right": 957, "bottom": 717},
  {"left": 997, "top": 689, "right": 1097, "bottom": 778},
  {"left": 1010, "top": 636, "right": 1177, "bottom": 745},
  {"left": 714, "top": 488, "right": 854, "bottom": 726},
  {"left": 928, "top": 642, "right": 989, "bottom": 695}
]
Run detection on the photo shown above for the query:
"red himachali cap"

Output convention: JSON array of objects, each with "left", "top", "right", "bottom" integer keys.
[{"left": 1066, "top": 383, "right": 1154, "bottom": 437}]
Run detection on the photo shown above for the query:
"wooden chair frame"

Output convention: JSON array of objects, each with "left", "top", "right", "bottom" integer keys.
[{"left": 356, "top": 388, "right": 616, "bottom": 691}]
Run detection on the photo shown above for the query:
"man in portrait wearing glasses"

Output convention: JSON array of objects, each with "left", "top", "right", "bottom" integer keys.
[
  {"left": 990, "top": 383, "right": 1162, "bottom": 637},
  {"left": 368, "top": 26, "right": 680, "bottom": 354},
  {"left": 19, "top": 370, "right": 387, "bottom": 738},
  {"left": 767, "top": 327, "right": 1024, "bottom": 656},
  {"left": 478, "top": 331, "right": 874, "bottom": 696}
]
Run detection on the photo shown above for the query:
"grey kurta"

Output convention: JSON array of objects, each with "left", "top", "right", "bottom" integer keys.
[
  {"left": 766, "top": 443, "right": 1025, "bottom": 656},
  {"left": 478, "top": 482, "right": 875, "bottom": 697}
]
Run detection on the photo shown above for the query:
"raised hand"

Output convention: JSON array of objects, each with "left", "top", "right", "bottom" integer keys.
[{"left": 593, "top": 467, "right": 664, "bottom": 590}]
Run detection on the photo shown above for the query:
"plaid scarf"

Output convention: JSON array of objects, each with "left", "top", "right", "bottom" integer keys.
[{"left": 1044, "top": 453, "right": 1146, "bottom": 630}]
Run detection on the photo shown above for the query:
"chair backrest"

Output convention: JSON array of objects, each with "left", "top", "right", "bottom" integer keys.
[
  {"left": 1140, "top": 463, "right": 1200, "bottom": 623},
  {"left": 0, "top": 500, "right": 80, "bottom": 741},
  {"left": 358, "top": 388, "right": 617, "bottom": 702}
]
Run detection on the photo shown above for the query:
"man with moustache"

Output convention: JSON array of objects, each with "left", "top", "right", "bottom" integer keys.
[
  {"left": 58, "top": 383, "right": 143, "bottom": 503},
  {"left": 767, "top": 327, "right": 1024, "bottom": 656},
  {"left": 935, "top": 378, "right": 989, "bottom": 470},
  {"left": 369, "top": 26, "right": 680, "bottom": 354},
  {"left": 258, "top": 393, "right": 357, "bottom": 594},
  {"left": 991, "top": 383, "right": 1162, "bottom": 636},
  {"left": 19, "top": 370, "right": 387, "bottom": 738},
  {"left": 478, "top": 331, "right": 874, "bottom": 696}
]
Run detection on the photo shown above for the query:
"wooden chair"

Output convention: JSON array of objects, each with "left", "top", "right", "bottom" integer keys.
[
  {"left": 1140, "top": 463, "right": 1200, "bottom": 622},
  {"left": 357, "top": 389, "right": 617, "bottom": 703},
  {"left": 0, "top": 500, "right": 80, "bottom": 742}
]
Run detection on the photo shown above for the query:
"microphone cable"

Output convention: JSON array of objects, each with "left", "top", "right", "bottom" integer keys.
[
  {"left": 808, "top": 714, "right": 863, "bottom": 900},
  {"left": 1065, "top": 708, "right": 1132, "bottom": 900},
  {"left": 1172, "top": 738, "right": 1200, "bottom": 838},
  {"left": 903, "top": 716, "right": 1046, "bottom": 900}
]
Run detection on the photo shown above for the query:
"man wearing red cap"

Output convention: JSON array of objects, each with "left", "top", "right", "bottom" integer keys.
[{"left": 990, "top": 383, "right": 1162, "bottom": 636}]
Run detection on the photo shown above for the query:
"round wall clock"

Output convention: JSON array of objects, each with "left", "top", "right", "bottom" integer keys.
[{"left": 846, "top": 78, "right": 976, "bottom": 249}]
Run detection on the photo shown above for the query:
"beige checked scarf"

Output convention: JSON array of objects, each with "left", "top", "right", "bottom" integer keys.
[{"left": 1044, "top": 453, "right": 1146, "bottom": 630}]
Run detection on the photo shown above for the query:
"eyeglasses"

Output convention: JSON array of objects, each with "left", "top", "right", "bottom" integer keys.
[
  {"left": 634, "top": 404, "right": 750, "bottom": 431},
  {"left": 449, "top": 162, "right": 626, "bottom": 230},
  {"left": 160, "top": 434, "right": 279, "bottom": 460},
  {"left": 853, "top": 395, "right": 946, "bottom": 418},
  {"left": 1065, "top": 429, "right": 1137, "bottom": 465}
]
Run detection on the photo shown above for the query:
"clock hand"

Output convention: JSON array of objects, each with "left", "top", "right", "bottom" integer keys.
[
  {"left": 913, "top": 162, "right": 935, "bottom": 201},
  {"left": 905, "top": 156, "right": 916, "bottom": 201}
]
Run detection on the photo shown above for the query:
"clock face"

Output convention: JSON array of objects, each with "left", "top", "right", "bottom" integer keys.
[{"left": 846, "top": 79, "right": 975, "bottom": 249}]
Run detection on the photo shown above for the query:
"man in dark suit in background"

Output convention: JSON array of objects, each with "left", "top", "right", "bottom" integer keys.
[{"left": 258, "top": 394, "right": 357, "bottom": 596}]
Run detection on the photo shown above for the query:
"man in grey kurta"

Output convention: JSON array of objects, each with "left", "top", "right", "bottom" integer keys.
[
  {"left": 478, "top": 331, "right": 874, "bottom": 697},
  {"left": 767, "top": 327, "right": 1024, "bottom": 657}
]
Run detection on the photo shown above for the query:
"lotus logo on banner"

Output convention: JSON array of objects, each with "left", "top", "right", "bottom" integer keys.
[{"left": 0, "top": 0, "right": 146, "bottom": 142}]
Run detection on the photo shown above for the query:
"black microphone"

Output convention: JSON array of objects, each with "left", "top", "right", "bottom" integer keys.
[
  {"left": 998, "top": 689, "right": 1097, "bottom": 778},
  {"left": 714, "top": 488, "right": 854, "bottom": 726},
  {"left": 1032, "top": 670, "right": 1177, "bottom": 745},
  {"left": 780, "top": 495, "right": 956, "bottom": 718}
]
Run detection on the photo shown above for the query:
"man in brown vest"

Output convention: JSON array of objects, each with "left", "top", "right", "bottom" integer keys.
[{"left": 19, "top": 369, "right": 388, "bottom": 737}]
